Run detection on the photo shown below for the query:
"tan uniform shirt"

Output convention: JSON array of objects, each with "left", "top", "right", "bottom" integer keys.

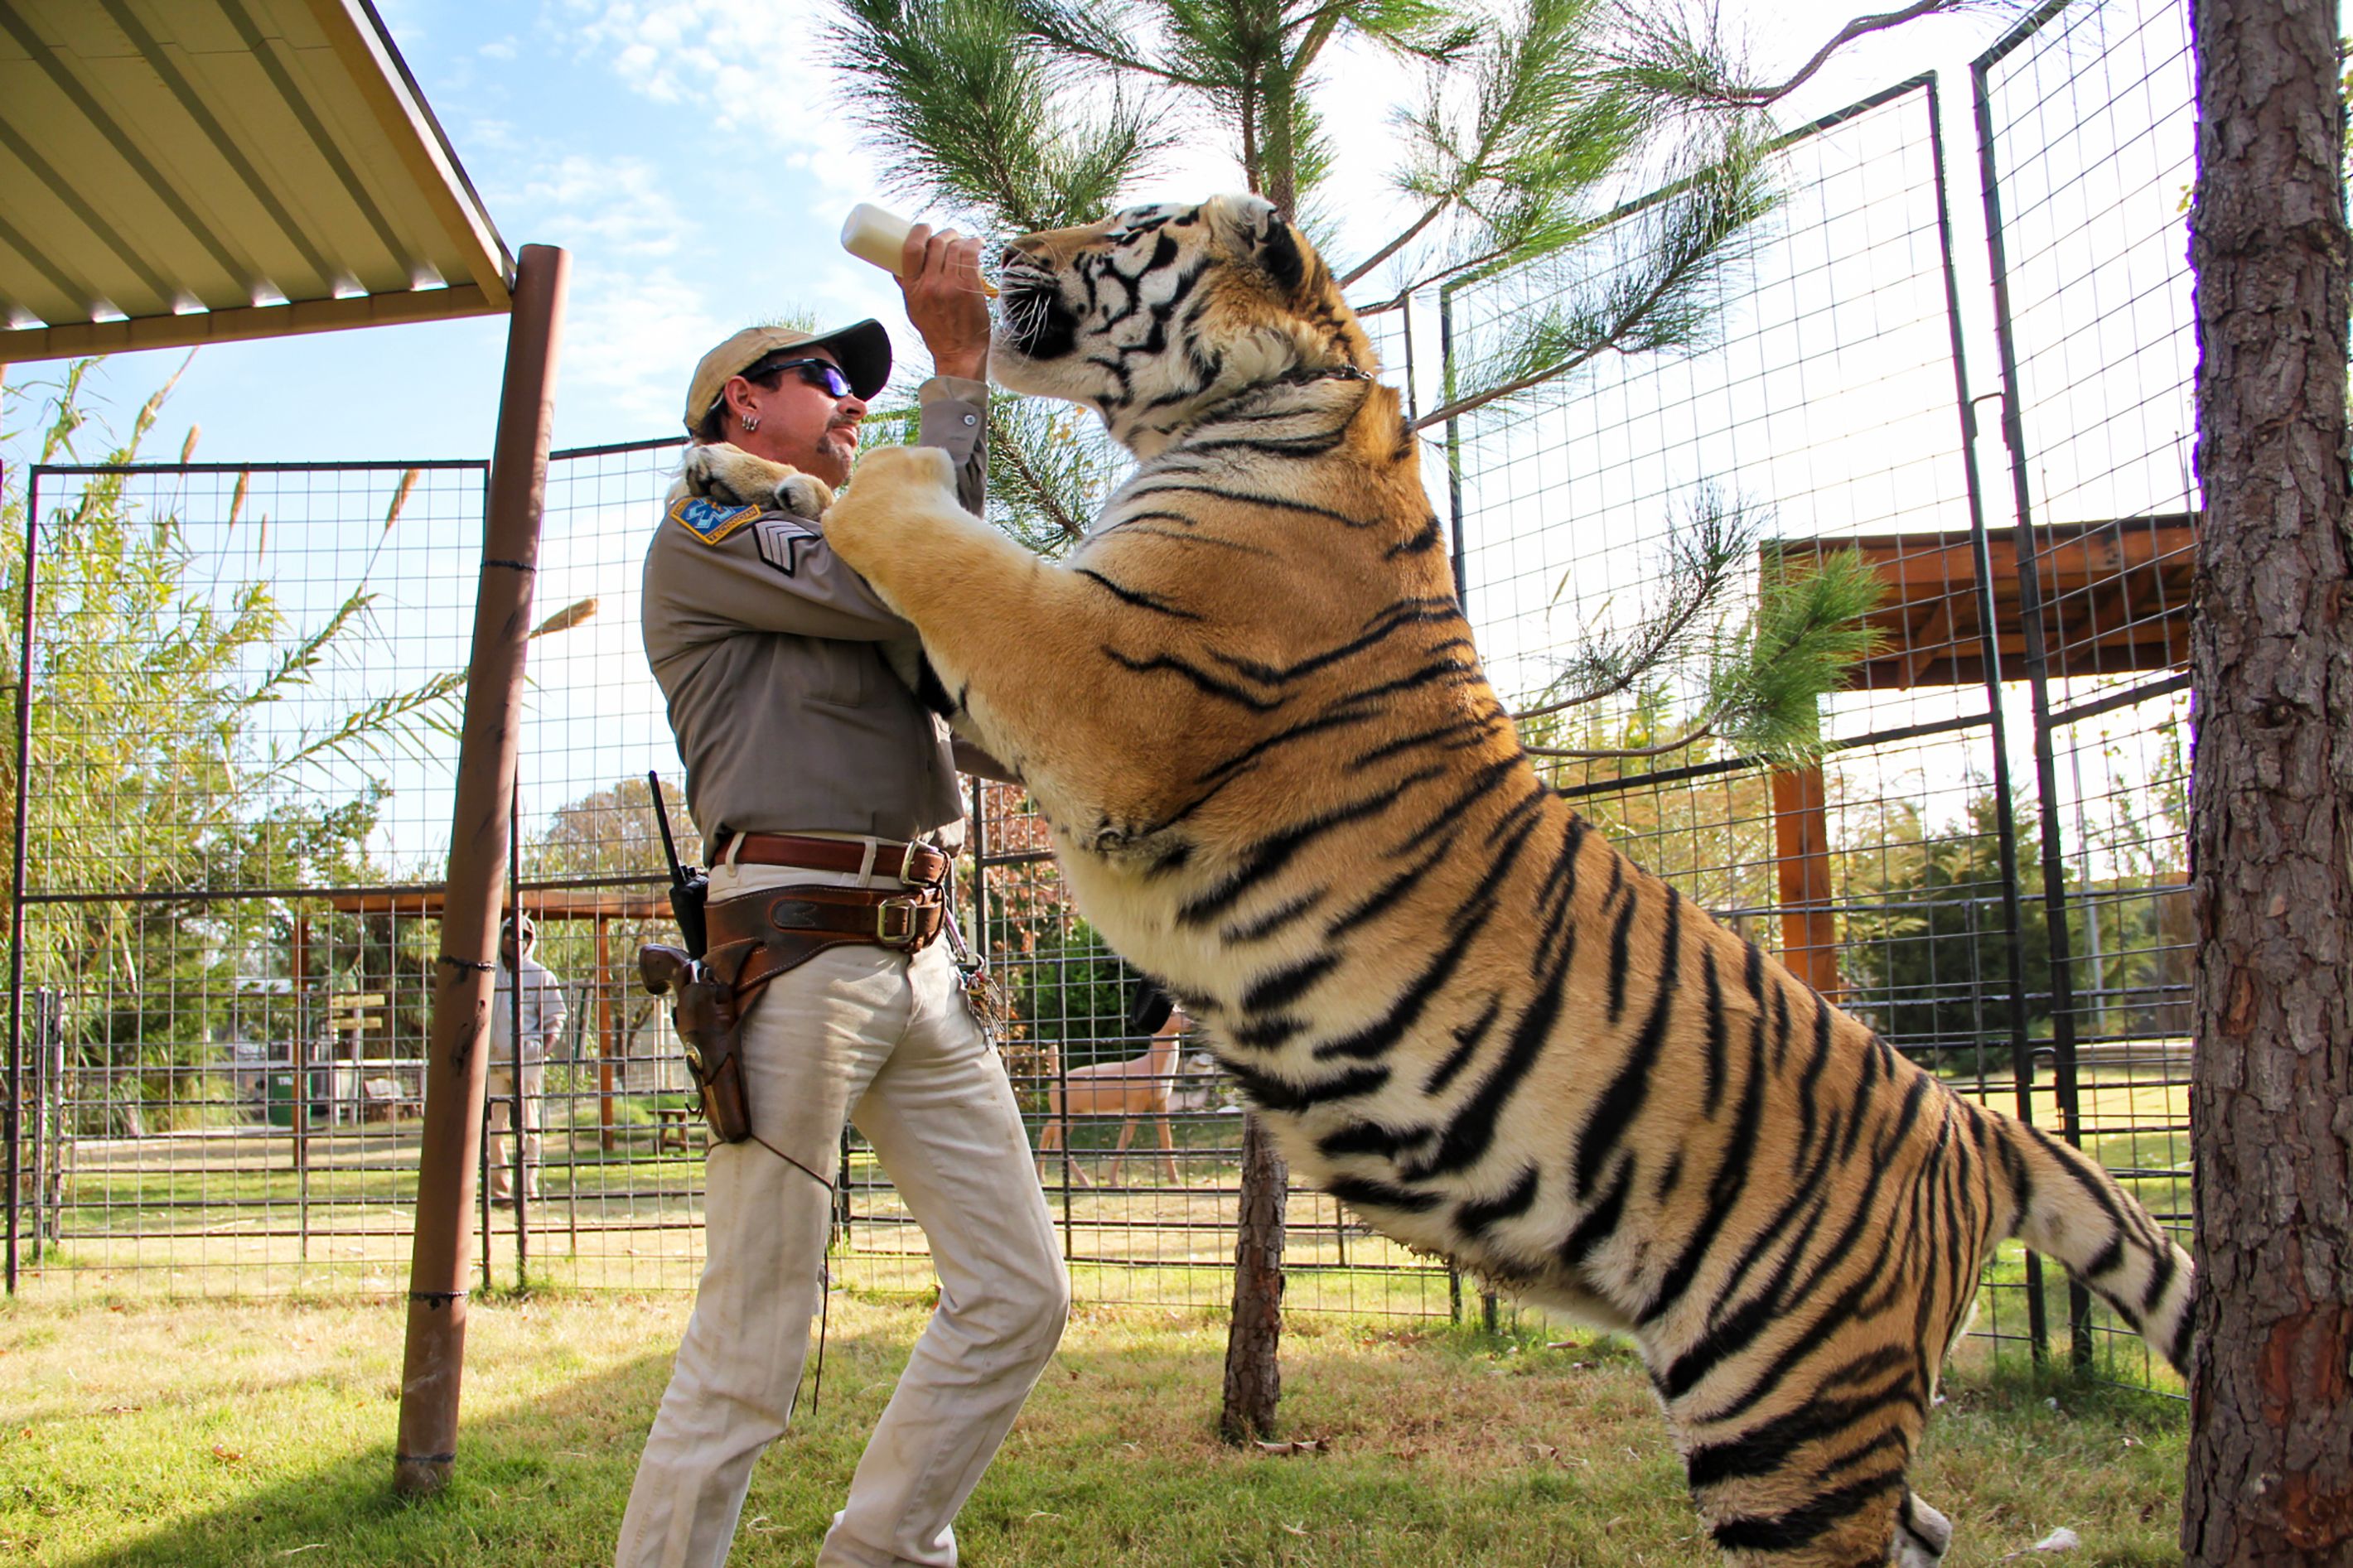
[{"left": 642, "top": 376, "right": 991, "bottom": 848}]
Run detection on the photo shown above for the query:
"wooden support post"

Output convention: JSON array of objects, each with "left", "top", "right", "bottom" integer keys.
[
  {"left": 1220, "top": 1112, "right": 1288, "bottom": 1443},
  {"left": 293, "top": 1011, "right": 311, "bottom": 1257},
  {"left": 596, "top": 914, "right": 615, "bottom": 1153},
  {"left": 1770, "top": 765, "right": 1841, "bottom": 1001},
  {"left": 393, "top": 244, "right": 566, "bottom": 1498},
  {"left": 293, "top": 905, "right": 312, "bottom": 1262}
]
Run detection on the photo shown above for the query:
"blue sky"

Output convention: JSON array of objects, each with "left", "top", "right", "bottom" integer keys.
[{"left": 0, "top": 0, "right": 2014, "bottom": 473}]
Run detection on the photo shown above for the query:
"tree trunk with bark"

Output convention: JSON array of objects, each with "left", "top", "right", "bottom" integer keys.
[
  {"left": 1220, "top": 1112, "right": 1288, "bottom": 1443},
  {"left": 2182, "top": 0, "right": 2353, "bottom": 1561}
]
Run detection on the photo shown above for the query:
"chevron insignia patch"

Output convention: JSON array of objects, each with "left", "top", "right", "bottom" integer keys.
[{"left": 667, "top": 494, "right": 761, "bottom": 543}]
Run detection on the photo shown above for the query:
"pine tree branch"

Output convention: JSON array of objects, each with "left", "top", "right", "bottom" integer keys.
[
  {"left": 994, "top": 413, "right": 1090, "bottom": 541},
  {"left": 1339, "top": 196, "right": 1454, "bottom": 287},
  {"left": 1346, "top": 0, "right": 1624, "bottom": 293},
  {"left": 1287, "top": 7, "right": 1346, "bottom": 75},
  {"left": 1523, "top": 718, "right": 1718, "bottom": 760},
  {"left": 1352, "top": 233, "right": 1530, "bottom": 312},
  {"left": 1412, "top": 148, "right": 1771, "bottom": 429},
  {"left": 1009, "top": 0, "right": 1219, "bottom": 85},
  {"left": 1715, "top": 0, "right": 1957, "bottom": 107},
  {"left": 1412, "top": 338, "right": 1615, "bottom": 429},
  {"left": 1511, "top": 494, "right": 1749, "bottom": 721},
  {"left": 1606, "top": 0, "right": 1974, "bottom": 115}
]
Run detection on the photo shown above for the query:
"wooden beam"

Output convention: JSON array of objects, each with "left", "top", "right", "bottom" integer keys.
[
  {"left": 1771, "top": 765, "right": 1842, "bottom": 1001},
  {"left": 0, "top": 284, "right": 502, "bottom": 364},
  {"left": 1898, "top": 593, "right": 1959, "bottom": 687}
]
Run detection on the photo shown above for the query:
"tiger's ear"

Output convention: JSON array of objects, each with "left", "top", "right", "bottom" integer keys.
[{"left": 1204, "top": 193, "right": 1310, "bottom": 299}]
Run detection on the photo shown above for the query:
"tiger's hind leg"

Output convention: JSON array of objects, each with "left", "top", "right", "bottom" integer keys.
[
  {"left": 1890, "top": 1491, "right": 1951, "bottom": 1567},
  {"left": 1689, "top": 1465, "right": 1914, "bottom": 1568},
  {"left": 1664, "top": 1344, "right": 1934, "bottom": 1567}
]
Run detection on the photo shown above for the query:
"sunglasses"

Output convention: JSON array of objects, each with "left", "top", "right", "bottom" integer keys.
[{"left": 744, "top": 354, "right": 856, "bottom": 400}]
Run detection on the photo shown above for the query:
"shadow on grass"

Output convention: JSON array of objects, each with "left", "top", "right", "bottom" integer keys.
[
  {"left": 56, "top": 1322, "right": 896, "bottom": 1568},
  {"left": 45, "top": 1308, "right": 1703, "bottom": 1568},
  {"left": 41, "top": 1301, "right": 2184, "bottom": 1568}
]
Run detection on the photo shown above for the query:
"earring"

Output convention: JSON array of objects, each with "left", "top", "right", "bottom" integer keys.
[{"left": 740, "top": 411, "right": 760, "bottom": 432}]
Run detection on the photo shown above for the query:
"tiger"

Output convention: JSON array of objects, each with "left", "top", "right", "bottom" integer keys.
[{"left": 809, "top": 192, "right": 2195, "bottom": 1567}]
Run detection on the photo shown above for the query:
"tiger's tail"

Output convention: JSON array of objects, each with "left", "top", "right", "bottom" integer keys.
[{"left": 2004, "top": 1118, "right": 2196, "bottom": 1375}]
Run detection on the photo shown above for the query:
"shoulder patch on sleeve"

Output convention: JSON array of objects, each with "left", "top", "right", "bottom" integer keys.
[
  {"left": 666, "top": 493, "right": 761, "bottom": 544},
  {"left": 753, "top": 517, "right": 818, "bottom": 577}
]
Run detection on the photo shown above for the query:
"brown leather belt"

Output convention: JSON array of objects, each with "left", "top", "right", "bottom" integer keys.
[
  {"left": 713, "top": 831, "right": 949, "bottom": 888},
  {"left": 704, "top": 882, "right": 946, "bottom": 1000}
]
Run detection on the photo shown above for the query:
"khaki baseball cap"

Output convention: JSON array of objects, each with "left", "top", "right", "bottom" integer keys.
[{"left": 682, "top": 319, "right": 893, "bottom": 435}]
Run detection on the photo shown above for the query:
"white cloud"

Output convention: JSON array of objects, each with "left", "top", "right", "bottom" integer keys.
[
  {"left": 558, "top": 0, "right": 886, "bottom": 201},
  {"left": 515, "top": 154, "right": 693, "bottom": 258},
  {"left": 557, "top": 261, "right": 729, "bottom": 429},
  {"left": 481, "top": 149, "right": 729, "bottom": 427}
]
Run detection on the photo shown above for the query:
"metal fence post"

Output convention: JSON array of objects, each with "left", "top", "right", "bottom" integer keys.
[
  {"left": 1971, "top": 42, "right": 2096, "bottom": 1370},
  {"left": 1944, "top": 67, "right": 2051, "bottom": 1364},
  {"left": 1437, "top": 291, "right": 1469, "bottom": 620},
  {"left": 7, "top": 465, "right": 41, "bottom": 1297},
  {"left": 508, "top": 779, "right": 528, "bottom": 1286},
  {"left": 22, "top": 991, "right": 39, "bottom": 1270},
  {"left": 394, "top": 243, "right": 567, "bottom": 1496}
]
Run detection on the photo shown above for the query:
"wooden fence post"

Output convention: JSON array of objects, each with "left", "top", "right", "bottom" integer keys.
[{"left": 392, "top": 244, "right": 567, "bottom": 1497}]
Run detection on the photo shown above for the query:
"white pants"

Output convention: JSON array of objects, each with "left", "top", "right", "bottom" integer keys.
[
  {"left": 616, "top": 858, "right": 1068, "bottom": 1568},
  {"left": 485, "top": 1063, "right": 544, "bottom": 1200}
]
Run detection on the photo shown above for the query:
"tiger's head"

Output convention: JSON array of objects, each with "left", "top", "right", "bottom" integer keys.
[{"left": 993, "top": 194, "right": 1377, "bottom": 458}]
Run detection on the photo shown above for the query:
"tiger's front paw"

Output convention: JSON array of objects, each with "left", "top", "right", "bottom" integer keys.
[
  {"left": 679, "top": 443, "right": 833, "bottom": 519},
  {"left": 774, "top": 472, "right": 835, "bottom": 519},
  {"left": 827, "top": 445, "right": 960, "bottom": 571}
]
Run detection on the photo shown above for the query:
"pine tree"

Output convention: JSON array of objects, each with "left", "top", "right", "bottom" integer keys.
[{"left": 2181, "top": 0, "right": 2353, "bottom": 1556}]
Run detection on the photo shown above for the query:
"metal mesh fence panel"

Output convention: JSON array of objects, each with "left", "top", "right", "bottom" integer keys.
[
  {"left": 3, "top": 0, "right": 2198, "bottom": 1377},
  {"left": 1436, "top": 75, "right": 2085, "bottom": 1364},
  {"left": 1975, "top": 0, "right": 2198, "bottom": 1385},
  {"left": 7, "top": 459, "right": 486, "bottom": 1296}
]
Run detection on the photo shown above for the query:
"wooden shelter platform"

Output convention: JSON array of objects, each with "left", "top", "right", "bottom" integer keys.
[
  {"left": 1775, "top": 514, "right": 2198, "bottom": 690},
  {"left": 2, "top": 0, "right": 510, "bottom": 360},
  {"left": 1761, "top": 514, "right": 2198, "bottom": 998}
]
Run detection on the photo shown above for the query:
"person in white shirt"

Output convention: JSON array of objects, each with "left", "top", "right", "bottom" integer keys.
[{"left": 487, "top": 914, "right": 567, "bottom": 1205}]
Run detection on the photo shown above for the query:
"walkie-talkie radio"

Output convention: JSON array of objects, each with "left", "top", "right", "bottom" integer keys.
[
  {"left": 647, "top": 770, "right": 708, "bottom": 958},
  {"left": 639, "top": 773, "right": 751, "bottom": 1142}
]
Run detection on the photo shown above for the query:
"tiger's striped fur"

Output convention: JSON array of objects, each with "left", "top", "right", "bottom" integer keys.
[{"left": 820, "top": 194, "right": 2194, "bottom": 1567}]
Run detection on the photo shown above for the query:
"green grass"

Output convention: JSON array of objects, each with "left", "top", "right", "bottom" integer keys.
[{"left": 0, "top": 1292, "right": 2186, "bottom": 1566}]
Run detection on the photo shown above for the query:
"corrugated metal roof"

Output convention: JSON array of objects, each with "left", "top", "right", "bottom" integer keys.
[{"left": 0, "top": 0, "right": 512, "bottom": 361}]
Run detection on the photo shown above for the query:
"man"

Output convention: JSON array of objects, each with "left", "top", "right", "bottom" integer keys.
[
  {"left": 486, "top": 914, "right": 566, "bottom": 1206},
  {"left": 618, "top": 228, "right": 1067, "bottom": 1568}
]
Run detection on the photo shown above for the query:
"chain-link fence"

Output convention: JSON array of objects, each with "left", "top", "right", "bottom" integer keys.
[{"left": 6, "top": 0, "right": 2194, "bottom": 1385}]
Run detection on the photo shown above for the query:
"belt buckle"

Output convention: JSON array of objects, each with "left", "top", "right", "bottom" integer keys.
[
  {"left": 897, "top": 846, "right": 935, "bottom": 888},
  {"left": 876, "top": 895, "right": 919, "bottom": 946}
]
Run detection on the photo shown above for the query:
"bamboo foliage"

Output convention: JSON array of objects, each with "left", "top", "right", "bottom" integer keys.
[{"left": 0, "top": 368, "right": 577, "bottom": 1125}]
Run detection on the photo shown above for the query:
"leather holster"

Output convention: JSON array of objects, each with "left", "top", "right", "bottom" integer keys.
[
  {"left": 640, "top": 883, "right": 945, "bottom": 1146},
  {"left": 639, "top": 943, "right": 756, "bottom": 1142}
]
